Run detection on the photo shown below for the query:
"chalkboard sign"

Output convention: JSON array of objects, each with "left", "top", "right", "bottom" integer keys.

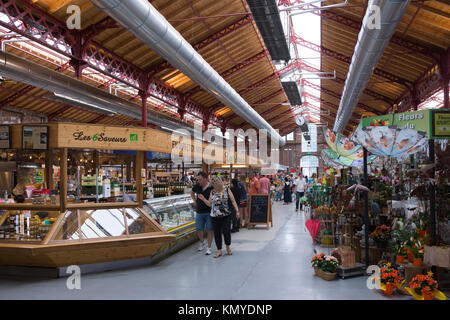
[{"left": 248, "top": 194, "right": 273, "bottom": 230}]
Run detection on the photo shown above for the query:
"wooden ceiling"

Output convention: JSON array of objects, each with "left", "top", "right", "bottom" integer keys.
[
  {"left": 0, "top": 0, "right": 448, "bottom": 138},
  {"left": 0, "top": 0, "right": 293, "bottom": 134}
]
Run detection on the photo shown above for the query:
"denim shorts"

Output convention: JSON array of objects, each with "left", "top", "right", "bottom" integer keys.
[{"left": 196, "top": 213, "right": 213, "bottom": 231}]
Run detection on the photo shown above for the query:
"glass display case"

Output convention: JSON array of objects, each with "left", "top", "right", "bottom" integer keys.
[{"left": 143, "top": 194, "right": 196, "bottom": 232}]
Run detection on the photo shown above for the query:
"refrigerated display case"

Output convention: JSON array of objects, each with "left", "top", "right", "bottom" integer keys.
[{"left": 143, "top": 194, "right": 196, "bottom": 233}]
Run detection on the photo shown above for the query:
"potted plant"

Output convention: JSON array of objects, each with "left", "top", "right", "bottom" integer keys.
[
  {"left": 404, "top": 272, "right": 447, "bottom": 300},
  {"left": 411, "top": 240, "right": 424, "bottom": 267},
  {"left": 370, "top": 225, "right": 391, "bottom": 248},
  {"left": 392, "top": 242, "right": 407, "bottom": 265},
  {"left": 380, "top": 264, "right": 404, "bottom": 295},
  {"left": 311, "top": 253, "right": 339, "bottom": 280},
  {"left": 311, "top": 253, "right": 325, "bottom": 275}
]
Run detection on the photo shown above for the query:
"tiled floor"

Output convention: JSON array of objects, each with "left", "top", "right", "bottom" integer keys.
[{"left": 0, "top": 201, "right": 410, "bottom": 300}]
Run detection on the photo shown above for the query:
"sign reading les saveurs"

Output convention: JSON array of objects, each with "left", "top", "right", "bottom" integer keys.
[{"left": 72, "top": 131, "right": 137, "bottom": 143}]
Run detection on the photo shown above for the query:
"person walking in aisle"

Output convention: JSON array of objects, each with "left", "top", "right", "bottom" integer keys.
[
  {"left": 190, "top": 172, "right": 214, "bottom": 255},
  {"left": 201, "top": 175, "right": 239, "bottom": 258},
  {"left": 238, "top": 175, "right": 248, "bottom": 228},
  {"left": 283, "top": 176, "right": 292, "bottom": 205},
  {"left": 259, "top": 174, "right": 270, "bottom": 195},
  {"left": 230, "top": 178, "right": 241, "bottom": 233},
  {"left": 294, "top": 173, "right": 307, "bottom": 212}
]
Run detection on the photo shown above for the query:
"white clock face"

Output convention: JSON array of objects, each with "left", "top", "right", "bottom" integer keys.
[{"left": 295, "top": 115, "right": 305, "bottom": 126}]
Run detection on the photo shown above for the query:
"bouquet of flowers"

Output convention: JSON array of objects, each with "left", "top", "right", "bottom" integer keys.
[
  {"left": 380, "top": 265, "right": 403, "bottom": 290},
  {"left": 311, "top": 253, "right": 339, "bottom": 273},
  {"left": 403, "top": 272, "right": 446, "bottom": 300},
  {"left": 370, "top": 225, "right": 391, "bottom": 244},
  {"left": 311, "top": 253, "right": 326, "bottom": 269}
]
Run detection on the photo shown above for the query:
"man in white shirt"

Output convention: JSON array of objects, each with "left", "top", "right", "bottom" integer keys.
[{"left": 294, "top": 173, "right": 307, "bottom": 212}]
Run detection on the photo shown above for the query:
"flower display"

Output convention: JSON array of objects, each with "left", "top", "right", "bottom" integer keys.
[
  {"left": 311, "top": 253, "right": 339, "bottom": 273},
  {"left": 403, "top": 272, "right": 447, "bottom": 300},
  {"left": 380, "top": 266, "right": 403, "bottom": 286},
  {"left": 370, "top": 225, "right": 391, "bottom": 243},
  {"left": 409, "top": 274, "right": 438, "bottom": 296}
]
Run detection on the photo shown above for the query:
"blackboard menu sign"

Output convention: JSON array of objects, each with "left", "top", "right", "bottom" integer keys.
[
  {"left": 248, "top": 194, "right": 272, "bottom": 229},
  {"left": 22, "top": 125, "right": 49, "bottom": 150},
  {"left": 0, "top": 125, "right": 11, "bottom": 149}
]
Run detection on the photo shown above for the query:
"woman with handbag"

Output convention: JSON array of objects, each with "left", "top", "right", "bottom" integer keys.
[{"left": 200, "top": 175, "right": 239, "bottom": 258}]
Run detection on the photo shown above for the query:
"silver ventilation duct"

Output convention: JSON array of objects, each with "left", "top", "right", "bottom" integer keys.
[
  {"left": 91, "top": 0, "right": 285, "bottom": 146},
  {"left": 333, "top": 0, "right": 410, "bottom": 133},
  {"left": 0, "top": 51, "right": 194, "bottom": 134}
]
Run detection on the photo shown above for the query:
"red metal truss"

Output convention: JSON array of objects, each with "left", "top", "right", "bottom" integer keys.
[
  {"left": 0, "top": 0, "right": 230, "bottom": 128},
  {"left": 279, "top": 1, "right": 442, "bottom": 59},
  {"left": 0, "top": 84, "right": 35, "bottom": 110},
  {"left": 303, "top": 79, "right": 381, "bottom": 115},
  {"left": 147, "top": 15, "right": 253, "bottom": 75},
  {"left": 186, "top": 50, "right": 268, "bottom": 97},
  {"left": 397, "top": 48, "right": 449, "bottom": 112},
  {"left": 291, "top": 34, "right": 412, "bottom": 86}
]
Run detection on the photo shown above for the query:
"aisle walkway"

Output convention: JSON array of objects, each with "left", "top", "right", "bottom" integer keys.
[{"left": 0, "top": 201, "right": 406, "bottom": 299}]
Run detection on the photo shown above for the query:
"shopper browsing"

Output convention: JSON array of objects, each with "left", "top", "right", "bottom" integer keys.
[
  {"left": 283, "top": 176, "right": 292, "bottom": 205},
  {"left": 190, "top": 172, "right": 214, "bottom": 255},
  {"left": 259, "top": 174, "right": 271, "bottom": 195},
  {"left": 201, "top": 175, "right": 239, "bottom": 258},
  {"left": 248, "top": 172, "right": 260, "bottom": 195},
  {"left": 294, "top": 173, "right": 307, "bottom": 212}
]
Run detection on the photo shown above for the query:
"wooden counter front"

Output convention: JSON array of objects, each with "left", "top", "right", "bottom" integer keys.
[{"left": 0, "top": 233, "right": 175, "bottom": 267}]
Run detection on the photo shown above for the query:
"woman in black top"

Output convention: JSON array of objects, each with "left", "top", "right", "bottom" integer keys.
[
  {"left": 230, "top": 179, "right": 241, "bottom": 233},
  {"left": 283, "top": 176, "right": 292, "bottom": 205}
]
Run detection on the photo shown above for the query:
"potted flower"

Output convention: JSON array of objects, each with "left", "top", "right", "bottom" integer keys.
[
  {"left": 404, "top": 272, "right": 446, "bottom": 300},
  {"left": 380, "top": 264, "right": 404, "bottom": 295},
  {"left": 370, "top": 225, "right": 391, "bottom": 248},
  {"left": 311, "top": 253, "right": 325, "bottom": 275},
  {"left": 311, "top": 253, "right": 339, "bottom": 280},
  {"left": 411, "top": 240, "right": 424, "bottom": 267},
  {"left": 392, "top": 242, "right": 407, "bottom": 265}
]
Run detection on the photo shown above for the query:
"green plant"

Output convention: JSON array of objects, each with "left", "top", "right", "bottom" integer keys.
[
  {"left": 411, "top": 240, "right": 424, "bottom": 259},
  {"left": 392, "top": 241, "right": 407, "bottom": 256}
]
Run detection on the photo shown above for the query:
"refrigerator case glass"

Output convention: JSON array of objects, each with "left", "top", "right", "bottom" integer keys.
[{"left": 143, "top": 194, "right": 196, "bottom": 231}]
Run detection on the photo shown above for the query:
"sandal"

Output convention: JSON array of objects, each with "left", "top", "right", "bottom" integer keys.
[
  {"left": 226, "top": 249, "right": 232, "bottom": 255},
  {"left": 214, "top": 251, "right": 223, "bottom": 258}
]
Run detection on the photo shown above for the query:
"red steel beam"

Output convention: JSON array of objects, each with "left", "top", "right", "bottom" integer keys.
[
  {"left": 283, "top": 1, "right": 443, "bottom": 59},
  {"left": 291, "top": 34, "right": 413, "bottom": 86},
  {"left": 0, "top": 0, "right": 228, "bottom": 128}
]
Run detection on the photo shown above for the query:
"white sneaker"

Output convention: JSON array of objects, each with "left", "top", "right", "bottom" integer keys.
[
  {"left": 198, "top": 241, "right": 205, "bottom": 251},
  {"left": 205, "top": 247, "right": 212, "bottom": 255}
]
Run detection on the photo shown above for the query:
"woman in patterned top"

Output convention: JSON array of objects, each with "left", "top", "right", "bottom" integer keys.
[{"left": 200, "top": 175, "right": 239, "bottom": 258}]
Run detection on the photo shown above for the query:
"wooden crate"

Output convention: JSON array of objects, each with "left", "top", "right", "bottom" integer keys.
[
  {"left": 360, "top": 246, "right": 384, "bottom": 266},
  {"left": 340, "top": 246, "right": 356, "bottom": 268}
]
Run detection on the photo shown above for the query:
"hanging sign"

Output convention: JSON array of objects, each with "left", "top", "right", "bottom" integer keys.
[{"left": 432, "top": 110, "right": 450, "bottom": 138}]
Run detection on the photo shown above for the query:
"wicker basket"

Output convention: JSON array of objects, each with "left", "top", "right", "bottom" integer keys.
[
  {"left": 314, "top": 267, "right": 320, "bottom": 276},
  {"left": 319, "top": 270, "right": 337, "bottom": 281}
]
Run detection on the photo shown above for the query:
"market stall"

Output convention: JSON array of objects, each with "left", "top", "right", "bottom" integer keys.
[{"left": 0, "top": 122, "right": 176, "bottom": 268}]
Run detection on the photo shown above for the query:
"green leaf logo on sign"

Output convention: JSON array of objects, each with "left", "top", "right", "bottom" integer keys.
[{"left": 130, "top": 134, "right": 138, "bottom": 142}]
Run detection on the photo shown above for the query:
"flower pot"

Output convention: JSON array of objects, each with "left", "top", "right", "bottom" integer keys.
[
  {"left": 383, "top": 283, "right": 395, "bottom": 295},
  {"left": 413, "top": 257, "right": 422, "bottom": 267},
  {"left": 319, "top": 271, "right": 337, "bottom": 281},
  {"left": 422, "top": 291, "right": 433, "bottom": 300},
  {"left": 396, "top": 255, "right": 405, "bottom": 264}
]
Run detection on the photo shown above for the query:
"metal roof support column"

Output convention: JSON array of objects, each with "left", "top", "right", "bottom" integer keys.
[{"left": 440, "top": 48, "right": 450, "bottom": 109}]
